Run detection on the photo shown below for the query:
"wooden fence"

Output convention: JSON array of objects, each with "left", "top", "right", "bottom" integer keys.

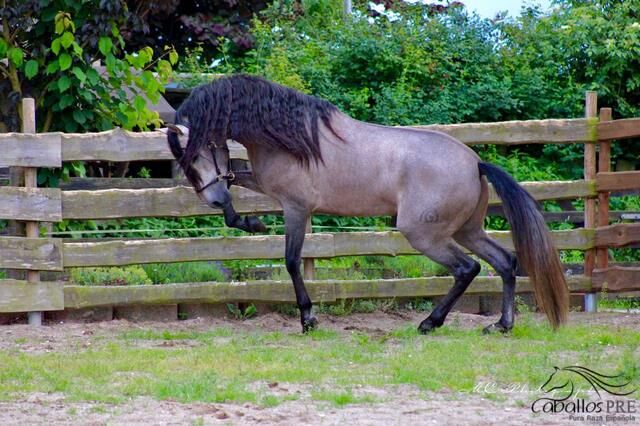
[{"left": 1, "top": 93, "right": 639, "bottom": 319}]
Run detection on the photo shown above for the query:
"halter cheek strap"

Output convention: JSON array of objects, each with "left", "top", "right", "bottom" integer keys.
[{"left": 195, "top": 143, "right": 235, "bottom": 193}]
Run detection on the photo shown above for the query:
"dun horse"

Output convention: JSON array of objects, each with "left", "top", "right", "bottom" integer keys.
[{"left": 166, "top": 75, "right": 569, "bottom": 334}]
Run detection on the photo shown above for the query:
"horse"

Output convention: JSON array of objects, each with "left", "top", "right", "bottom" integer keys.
[{"left": 165, "top": 74, "right": 569, "bottom": 334}]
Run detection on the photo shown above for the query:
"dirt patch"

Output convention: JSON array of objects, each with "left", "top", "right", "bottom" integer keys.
[
  {"left": 0, "top": 386, "right": 576, "bottom": 426},
  {"left": 1, "top": 311, "right": 638, "bottom": 425},
  {"left": 2, "top": 310, "right": 639, "bottom": 354}
]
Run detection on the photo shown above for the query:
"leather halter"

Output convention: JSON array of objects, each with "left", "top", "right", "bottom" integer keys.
[{"left": 195, "top": 142, "right": 235, "bottom": 193}]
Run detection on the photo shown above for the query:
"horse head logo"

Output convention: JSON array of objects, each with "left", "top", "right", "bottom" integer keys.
[{"left": 541, "top": 366, "right": 635, "bottom": 400}]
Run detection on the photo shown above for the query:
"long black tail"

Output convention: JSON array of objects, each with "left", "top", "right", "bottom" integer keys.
[{"left": 479, "top": 162, "right": 569, "bottom": 328}]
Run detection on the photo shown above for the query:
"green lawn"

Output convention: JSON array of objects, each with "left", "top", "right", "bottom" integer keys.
[{"left": 0, "top": 315, "right": 638, "bottom": 407}]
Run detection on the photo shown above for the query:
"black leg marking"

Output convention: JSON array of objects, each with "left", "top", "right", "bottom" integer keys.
[
  {"left": 455, "top": 233, "right": 518, "bottom": 335},
  {"left": 483, "top": 251, "right": 517, "bottom": 334},
  {"left": 223, "top": 204, "right": 267, "bottom": 233},
  {"left": 284, "top": 209, "right": 317, "bottom": 333},
  {"left": 419, "top": 246, "right": 480, "bottom": 334}
]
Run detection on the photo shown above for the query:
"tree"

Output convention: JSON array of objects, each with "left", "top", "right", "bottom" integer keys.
[{"left": 0, "top": 0, "right": 177, "bottom": 133}]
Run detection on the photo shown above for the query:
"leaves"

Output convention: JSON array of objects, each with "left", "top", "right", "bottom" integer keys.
[
  {"left": 71, "top": 66, "right": 86, "bottom": 84},
  {"left": 60, "top": 31, "right": 74, "bottom": 48},
  {"left": 24, "top": 60, "right": 39, "bottom": 79},
  {"left": 7, "top": 47, "right": 24, "bottom": 66},
  {"left": 58, "top": 52, "right": 72, "bottom": 70},
  {"left": 51, "top": 38, "right": 61, "bottom": 55},
  {"left": 58, "top": 75, "right": 72, "bottom": 92},
  {"left": 98, "top": 37, "right": 113, "bottom": 55}
]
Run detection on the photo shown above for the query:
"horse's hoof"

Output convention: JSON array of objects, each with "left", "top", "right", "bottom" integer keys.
[
  {"left": 302, "top": 316, "right": 318, "bottom": 333},
  {"left": 418, "top": 318, "right": 441, "bottom": 334},
  {"left": 247, "top": 216, "right": 268, "bottom": 233},
  {"left": 482, "top": 322, "right": 512, "bottom": 335}
]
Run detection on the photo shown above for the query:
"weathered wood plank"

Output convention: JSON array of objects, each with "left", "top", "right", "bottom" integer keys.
[
  {"left": 58, "top": 119, "right": 597, "bottom": 164},
  {"left": 62, "top": 229, "right": 593, "bottom": 267},
  {"left": 61, "top": 180, "right": 593, "bottom": 219},
  {"left": 592, "top": 267, "right": 640, "bottom": 293},
  {"left": 0, "top": 279, "right": 64, "bottom": 312},
  {"left": 61, "top": 129, "right": 248, "bottom": 161},
  {"left": 0, "top": 133, "right": 62, "bottom": 167},
  {"left": 595, "top": 223, "right": 640, "bottom": 248},
  {"left": 0, "top": 237, "right": 63, "bottom": 271},
  {"left": 62, "top": 186, "right": 281, "bottom": 219},
  {"left": 64, "top": 281, "right": 336, "bottom": 309},
  {"left": 596, "top": 171, "right": 640, "bottom": 192},
  {"left": 0, "top": 187, "right": 62, "bottom": 222},
  {"left": 597, "top": 117, "right": 640, "bottom": 140},
  {"left": 60, "top": 177, "right": 184, "bottom": 190},
  {"left": 62, "top": 233, "right": 336, "bottom": 267},
  {"left": 334, "top": 229, "right": 593, "bottom": 256},
  {"left": 488, "top": 180, "right": 595, "bottom": 205},
  {"left": 63, "top": 275, "right": 592, "bottom": 309},
  {"left": 334, "top": 275, "right": 592, "bottom": 299},
  {"left": 408, "top": 118, "right": 596, "bottom": 145}
]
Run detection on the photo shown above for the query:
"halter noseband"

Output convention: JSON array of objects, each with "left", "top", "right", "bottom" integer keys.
[{"left": 195, "top": 142, "right": 235, "bottom": 193}]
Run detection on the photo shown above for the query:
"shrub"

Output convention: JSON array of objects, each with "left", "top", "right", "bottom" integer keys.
[
  {"left": 69, "top": 266, "right": 151, "bottom": 286},
  {"left": 142, "top": 262, "right": 227, "bottom": 284}
]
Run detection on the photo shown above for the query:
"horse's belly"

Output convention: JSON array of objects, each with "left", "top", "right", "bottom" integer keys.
[{"left": 313, "top": 191, "right": 397, "bottom": 216}]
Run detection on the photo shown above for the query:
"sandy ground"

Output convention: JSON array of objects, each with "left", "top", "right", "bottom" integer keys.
[{"left": 0, "top": 311, "right": 638, "bottom": 425}]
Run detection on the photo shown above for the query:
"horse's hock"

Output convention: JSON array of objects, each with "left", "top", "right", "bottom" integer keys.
[{"left": 1, "top": 92, "right": 640, "bottom": 323}]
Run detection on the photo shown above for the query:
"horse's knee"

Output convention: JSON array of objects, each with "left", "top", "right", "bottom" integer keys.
[{"left": 454, "top": 258, "right": 480, "bottom": 282}]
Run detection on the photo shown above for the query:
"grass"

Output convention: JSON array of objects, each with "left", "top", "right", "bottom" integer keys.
[
  {"left": 275, "top": 298, "right": 433, "bottom": 317},
  {"left": 599, "top": 294, "right": 640, "bottom": 311},
  {"left": 0, "top": 317, "right": 638, "bottom": 407}
]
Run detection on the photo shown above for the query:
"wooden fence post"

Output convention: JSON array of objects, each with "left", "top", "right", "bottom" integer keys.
[
  {"left": 22, "top": 98, "right": 43, "bottom": 325},
  {"left": 343, "top": 0, "right": 352, "bottom": 15},
  {"left": 304, "top": 217, "right": 315, "bottom": 281},
  {"left": 583, "top": 91, "right": 598, "bottom": 313},
  {"left": 596, "top": 108, "right": 613, "bottom": 274}
]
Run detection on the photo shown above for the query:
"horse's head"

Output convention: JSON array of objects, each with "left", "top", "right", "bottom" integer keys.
[{"left": 161, "top": 123, "right": 234, "bottom": 208}]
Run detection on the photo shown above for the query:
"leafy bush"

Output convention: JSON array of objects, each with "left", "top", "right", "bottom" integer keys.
[
  {"left": 233, "top": 0, "right": 640, "bottom": 181},
  {"left": 142, "top": 262, "right": 227, "bottom": 284},
  {"left": 69, "top": 266, "right": 152, "bottom": 286},
  {"left": 0, "top": 0, "right": 176, "bottom": 133}
]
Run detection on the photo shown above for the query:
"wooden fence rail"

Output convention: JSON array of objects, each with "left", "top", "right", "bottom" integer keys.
[{"left": 1, "top": 102, "right": 639, "bottom": 316}]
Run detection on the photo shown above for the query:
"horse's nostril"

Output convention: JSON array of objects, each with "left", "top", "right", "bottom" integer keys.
[{"left": 211, "top": 201, "right": 223, "bottom": 208}]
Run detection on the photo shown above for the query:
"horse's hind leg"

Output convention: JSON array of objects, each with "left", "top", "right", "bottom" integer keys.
[
  {"left": 454, "top": 227, "right": 517, "bottom": 334},
  {"left": 401, "top": 229, "right": 481, "bottom": 333}
]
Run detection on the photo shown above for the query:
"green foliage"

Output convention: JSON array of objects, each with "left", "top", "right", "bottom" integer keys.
[
  {"left": 142, "top": 262, "right": 226, "bottom": 284},
  {"left": 1, "top": 1, "right": 177, "bottom": 133},
  {"left": 226, "top": 303, "right": 258, "bottom": 320},
  {"left": 1, "top": 0, "right": 178, "bottom": 190},
  {"left": 69, "top": 266, "right": 152, "bottom": 286},
  {"left": 599, "top": 295, "right": 640, "bottom": 311},
  {"left": 232, "top": 0, "right": 640, "bottom": 180}
]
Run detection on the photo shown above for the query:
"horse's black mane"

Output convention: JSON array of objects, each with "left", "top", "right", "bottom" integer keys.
[{"left": 169, "top": 75, "right": 341, "bottom": 182}]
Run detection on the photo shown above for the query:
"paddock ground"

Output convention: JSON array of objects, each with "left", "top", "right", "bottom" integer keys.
[{"left": 0, "top": 310, "right": 638, "bottom": 425}]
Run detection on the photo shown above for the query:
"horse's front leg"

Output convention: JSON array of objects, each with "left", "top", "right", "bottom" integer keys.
[
  {"left": 284, "top": 207, "right": 317, "bottom": 332},
  {"left": 222, "top": 203, "right": 267, "bottom": 233}
]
